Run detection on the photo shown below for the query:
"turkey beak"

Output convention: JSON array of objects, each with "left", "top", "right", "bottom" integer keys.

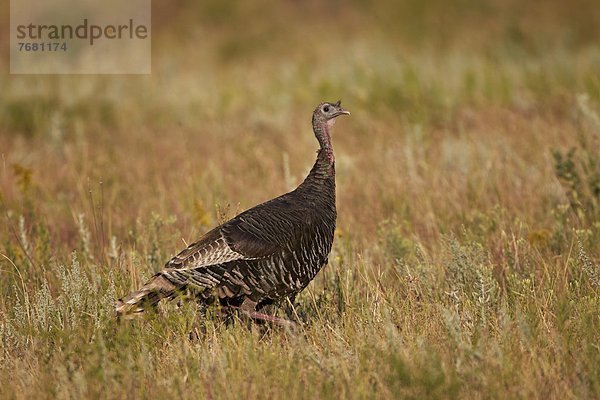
[{"left": 334, "top": 108, "right": 351, "bottom": 117}]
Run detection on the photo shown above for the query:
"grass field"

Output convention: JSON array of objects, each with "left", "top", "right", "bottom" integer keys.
[{"left": 1, "top": 0, "right": 599, "bottom": 398}]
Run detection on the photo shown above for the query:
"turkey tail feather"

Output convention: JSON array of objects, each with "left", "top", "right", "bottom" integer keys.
[{"left": 115, "top": 273, "right": 180, "bottom": 317}]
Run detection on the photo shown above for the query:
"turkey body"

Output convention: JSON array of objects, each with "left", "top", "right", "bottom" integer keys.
[
  {"left": 163, "top": 151, "right": 335, "bottom": 308},
  {"left": 116, "top": 101, "right": 348, "bottom": 317}
]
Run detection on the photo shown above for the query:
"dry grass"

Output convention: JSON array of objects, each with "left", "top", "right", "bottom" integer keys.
[{"left": 1, "top": 0, "right": 599, "bottom": 398}]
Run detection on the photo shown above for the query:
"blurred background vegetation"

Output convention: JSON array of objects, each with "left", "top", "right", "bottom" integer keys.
[
  {"left": 0, "top": 0, "right": 599, "bottom": 398},
  {"left": 1, "top": 0, "right": 599, "bottom": 134}
]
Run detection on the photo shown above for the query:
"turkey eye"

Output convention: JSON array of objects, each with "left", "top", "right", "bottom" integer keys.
[{"left": 323, "top": 106, "right": 330, "bottom": 113}]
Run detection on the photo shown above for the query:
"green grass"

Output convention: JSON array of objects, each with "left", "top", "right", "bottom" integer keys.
[{"left": 1, "top": 0, "right": 599, "bottom": 398}]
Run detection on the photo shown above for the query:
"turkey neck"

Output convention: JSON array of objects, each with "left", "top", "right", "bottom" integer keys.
[
  {"left": 296, "top": 121, "right": 336, "bottom": 208},
  {"left": 313, "top": 115, "right": 336, "bottom": 164}
]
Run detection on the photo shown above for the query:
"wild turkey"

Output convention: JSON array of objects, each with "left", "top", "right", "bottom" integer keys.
[{"left": 116, "top": 101, "right": 350, "bottom": 324}]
